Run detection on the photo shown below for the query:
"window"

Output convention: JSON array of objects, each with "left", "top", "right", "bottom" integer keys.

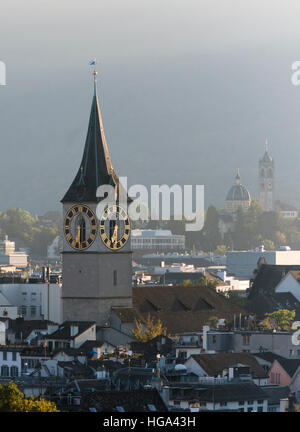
[
  {"left": 257, "top": 400, "right": 264, "bottom": 405},
  {"left": 30, "top": 306, "right": 36, "bottom": 317},
  {"left": 247, "top": 407, "right": 253, "bottom": 412},
  {"left": 3, "top": 351, "right": 7, "bottom": 361},
  {"left": 1, "top": 365, "right": 9, "bottom": 377},
  {"left": 113, "top": 270, "right": 117, "bottom": 286},
  {"left": 275, "top": 373, "right": 281, "bottom": 385},
  {"left": 10, "top": 366, "right": 18, "bottom": 377},
  {"left": 12, "top": 352, "right": 17, "bottom": 362},
  {"left": 238, "top": 401, "right": 245, "bottom": 406},
  {"left": 220, "top": 402, "right": 227, "bottom": 407},
  {"left": 247, "top": 401, "right": 253, "bottom": 405},
  {"left": 257, "top": 407, "right": 263, "bottom": 412},
  {"left": 21, "top": 305, "right": 27, "bottom": 316},
  {"left": 174, "top": 400, "right": 181, "bottom": 406},
  {"left": 212, "top": 336, "right": 217, "bottom": 344}
]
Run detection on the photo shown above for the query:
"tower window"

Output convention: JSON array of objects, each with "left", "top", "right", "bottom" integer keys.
[
  {"left": 113, "top": 270, "right": 117, "bottom": 286},
  {"left": 260, "top": 169, "right": 265, "bottom": 178},
  {"left": 268, "top": 169, "right": 273, "bottom": 178}
]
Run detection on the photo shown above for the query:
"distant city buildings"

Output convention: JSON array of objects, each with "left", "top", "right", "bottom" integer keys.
[
  {"left": 0, "top": 236, "right": 27, "bottom": 268},
  {"left": 131, "top": 229, "right": 185, "bottom": 251}
]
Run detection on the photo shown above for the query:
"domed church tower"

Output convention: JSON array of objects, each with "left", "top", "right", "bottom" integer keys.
[
  {"left": 259, "top": 139, "right": 274, "bottom": 211},
  {"left": 226, "top": 169, "right": 251, "bottom": 214}
]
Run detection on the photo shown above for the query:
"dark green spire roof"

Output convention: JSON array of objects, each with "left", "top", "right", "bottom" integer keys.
[{"left": 61, "top": 78, "right": 118, "bottom": 203}]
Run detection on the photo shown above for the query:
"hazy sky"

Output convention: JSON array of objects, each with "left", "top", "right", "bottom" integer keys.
[{"left": 1, "top": 0, "right": 300, "bottom": 214}]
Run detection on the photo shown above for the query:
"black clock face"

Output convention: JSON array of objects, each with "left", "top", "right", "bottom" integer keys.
[
  {"left": 64, "top": 205, "right": 97, "bottom": 250},
  {"left": 99, "top": 205, "right": 131, "bottom": 251}
]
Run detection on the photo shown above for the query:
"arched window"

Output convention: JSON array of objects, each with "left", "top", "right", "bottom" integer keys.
[
  {"left": 1, "top": 365, "right": 9, "bottom": 377},
  {"left": 75, "top": 215, "right": 86, "bottom": 243},
  {"left": 10, "top": 366, "right": 18, "bottom": 377},
  {"left": 260, "top": 169, "right": 265, "bottom": 178}
]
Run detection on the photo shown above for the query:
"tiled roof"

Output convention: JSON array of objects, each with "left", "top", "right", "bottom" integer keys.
[
  {"left": 133, "top": 285, "right": 245, "bottom": 334},
  {"left": 189, "top": 353, "right": 267, "bottom": 379}
]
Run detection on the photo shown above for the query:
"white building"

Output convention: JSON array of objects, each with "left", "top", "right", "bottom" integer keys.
[
  {"left": 0, "top": 236, "right": 28, "bottom": 268},
  {"left": 0, "top": 347, "right": 22, "bottom": 377},
  {"left": 0, "top": 283, "right": 62, "bottom": 323},
  {"left": 226, "top": 247, "right": 300, "bottom": 279},
  {"left": 131, "top": 229, "right": 185, "bottom": 251}
]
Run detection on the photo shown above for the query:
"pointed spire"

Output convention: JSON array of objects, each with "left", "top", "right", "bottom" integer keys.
[
  {"left": 235, "top": 168, "right": 241, "bottom": 185},
  {"left": 265, "top": 137, "right": 269, "bottom": 153},
  {"left": 61, "top": 63, "right": 116, "bottom": 203}
]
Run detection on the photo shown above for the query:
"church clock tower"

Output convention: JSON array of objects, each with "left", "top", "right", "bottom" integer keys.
[
  {"left": 61, "top": 69, "right": 132, "bottom": 326},
  {"left": 259, "top": 138, "right": 274, "bottom": 211}
]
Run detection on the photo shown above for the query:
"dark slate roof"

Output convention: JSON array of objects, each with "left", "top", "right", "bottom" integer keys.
[
  {"left": 261, "top": 386, "right": 290, "bottom": 405},
  {"left": 275, "top": 358, "right": 300, "bottom": 378},
  {"left": 79, "top": 340, "right": 116, "bottom": 351},
  {"left": 249, "top": 264, "right": 300, "bottom": 298},
  {"left": 197, "top": 382, "right": 268, "bottom": 403},
  {"left": 133, "top": 285, "right": 245, "bottom": 334},
  {"left": 254, "top": 352, "right": 287, "bottom": 365},
  {"left": 8, "top": 319, "right": 55, "bottom": 340},
  {"left": 247, "top": 264, "right": 300, "bottom": 319},
  {"left": 80, "top": 388, "right": 167, "bottom": 412},
  {"left": 57, "top": 360, "right": 93, "bottom": 377},
  {"left": 189, "top": 353, "right": 267, "bottom": 379},
  {"left": 61, "top": 85, "right": 120, "bottom": 203},
  {"left": 45, "top": 321, "right": 96, "bottom": 341},
  {"left": 246, "top": 292, "right": 300, "bottom": 320}
]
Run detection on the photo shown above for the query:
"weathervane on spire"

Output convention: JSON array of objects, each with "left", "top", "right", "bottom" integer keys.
[{"left": 89, "top": 59, "right": 98, "bottom": 92}]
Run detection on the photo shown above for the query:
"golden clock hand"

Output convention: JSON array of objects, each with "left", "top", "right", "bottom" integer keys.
[
  {"left": 111, "top": 224, "right": 118, "bottom": 244},
  {"left": 76, "top": 225, "right": 81, "bottom": 243}
]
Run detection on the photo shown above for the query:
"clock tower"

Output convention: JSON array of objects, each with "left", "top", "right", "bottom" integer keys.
[
  {"left": 259, "top": 138, "right": 274, "bottom": 211},
  {"left": 61, "top": 69, "right": 132, "bottom": 326}
]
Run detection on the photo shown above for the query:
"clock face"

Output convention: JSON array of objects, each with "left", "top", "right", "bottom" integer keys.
[
  {"left": 64, "top": 205, "right": 97, "bottom": 250},
  {"left": 99, "top": 205, "right": 131, "bottom": 251}
]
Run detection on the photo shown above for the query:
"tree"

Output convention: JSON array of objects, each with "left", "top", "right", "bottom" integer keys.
[
  {"left": 262, "top": 239, "right": 275, "bottom": 251},
  {"left": 227, "top": 291, "right": 247, "bottom": 308},
  {"left": 0, "top": 383, "right": 58, "bottom": 412},
  {"left": 131, "top": 314, "right": 168, "bottom": 342},
  {"left": 208, "top": 316, "right": 219, "bottom": 328},
  {"left": 214, "top": 245, "right": 229, "bottom": 256},
  {"left": 199, "top": 206, "right": 222, "bottom": 252},
  {"left": 262, "top": 309, "right": 296, "bottom": 331}
]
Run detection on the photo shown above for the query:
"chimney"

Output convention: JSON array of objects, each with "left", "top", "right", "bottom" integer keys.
[{"left": 202, "top": 325, "right": 210, "bottom": 351}]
